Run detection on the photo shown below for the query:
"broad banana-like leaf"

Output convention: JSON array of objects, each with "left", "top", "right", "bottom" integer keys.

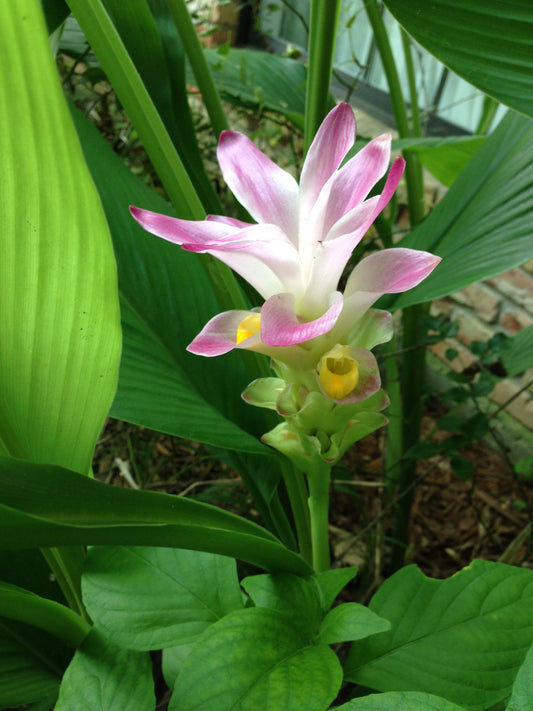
[
  {"left": 0, "top": 0, "right": 121, "bottom": 474},
  {"left": 382, "top": 0, "right": 533, "bottom": 119}
]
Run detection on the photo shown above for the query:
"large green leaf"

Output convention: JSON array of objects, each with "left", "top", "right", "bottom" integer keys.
[
  {"left": 392, "top": 136, "right": 486, "bottom": 187},
  {"left": 335, "top": 691, "right": 467, "bottom": 710},
  {"left": 0, "top": 457, "right": 311, "bottom": 575},
  {"left": 82, "top": 547, "right": 244, "bottom": 650},
  {"left": 68, "top": 105, "right": 270, "bottom": 455},
  {"left": 170, "top": 608, "right": 342, "bottom": 711},
  {"left": 344, "top": 560, "right": 533, "bottom": 710},
  {"left": 382, "top": 0, "right": 533, "bottom": 119},
  {"left": 383, "top": 111, "right": 533, "bottom": 311},
  {"left": 241, "top": 573, "right": 323, "bottom": 637},
  {"left": 0, "top": 623, "right": 62, "bottom": 708},
  {"left": 318, "top": 603, "right": 390, "bottom": 645},
  {"left": 65, "top": 0, "right": 203, "bottom": 220},
  {"left": 507, "top": 643, "right": 533, "bottom": 711},
  {"left": 101, "top": 0, "right": 220, "bottom": 213},
  {"left": 0, "top": 0, "right": 121, "bottom": 474},
  {"left": 0, "top": 581, "right": 89, "bottom": 648},
  {"left": 195, "top": 47, "right": 333, "bottom": 129},
  {"left": 55, "top": 629, "right": 154, "bottom": 711}
]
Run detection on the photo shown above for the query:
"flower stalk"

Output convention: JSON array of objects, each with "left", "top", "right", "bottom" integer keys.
[{"left": 130, "top": 104, "right": 439, "bottom": 572}]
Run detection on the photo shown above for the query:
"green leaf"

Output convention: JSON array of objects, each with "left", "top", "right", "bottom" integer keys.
[
  {"left": 195, "top": 48, "right": 322, "bottom": 128},
  {"left": 241, "top": 573, "right": 322, "bottom": 636},
  {"left": 68, "top": 105, "right": 270, "bottom": 455},
  {"left": 0, "top": 457, "right": 311, "bottom": 576},
  {"left": 66, "top": 0, "right": 203, "bottom": 219},
  {"left": 0, "top": 581, "right": 89, "bottom": 648},
  {"left": 344, "top": 560, "right": 533, "bottom": 710},
  {"left": 319, "top": 603, "right": 390, "bottom": 645},
  {"left": 382, "top": 0, "right": 533, "bottom": 119},
  {"left": 501, "top": 324, "right": 533, "bottom": 377},
  {"left": 383, "top": 111, "right": 533, "bottom": 311},
  {"left": 392, "top": 136, "right": 487, "bottom": 187},
  {"left": 162, "top": 643, "right": 196, "bottom": 690},
  {"left": 315, "top": 566, "right": 358, "bottom": 610},
  {"left": 0, "top": 0, "right": 121, "bottom": 473},
  {"left": 335, "top": 690, "right": 467, "bottom": 710},
  {"left": 82, "top": 547, "right": 243, "bottom": 650},
  {"left": 0, "top": 622, "right": 62, "bottom": 708},
  {"left": 41, "top": 0, "right": 70, "bottom": 34},
  {"left": 170, "top": 608, "right": 342, "bottom": 711},
  {"left": 55, "top": 628, "right": 155, "bottom": 711},
  {"left": 507, "top": 643, "right": 533, "bottom": 710},
  {"left": 101, "top": 0, "right": 220, "bottom": 213}
]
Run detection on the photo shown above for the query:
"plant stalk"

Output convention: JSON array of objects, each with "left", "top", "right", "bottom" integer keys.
[
  {"left": 41, "top": 547, "right": 91, "bottom": 624},
  {"left": 364, "top": 0, "right": 427, "bottom": 570},
  {"left": 476, "top": 95, "right": 499, "bottom": 135},
  {"left": 307, "top": 461, "right": 332, "bottom": 572},
  {"left": 280, "top": 459, "right": 312, "bottom": 565},
  {"left": 165, "top": 0, "right": 229, "bottom": 137},
  {"left": 304, "top": 0, "right": 341, "bottom": 151}
]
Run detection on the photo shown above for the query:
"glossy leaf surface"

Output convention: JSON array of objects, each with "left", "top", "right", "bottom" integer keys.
[
  {"left": 382, "top": 0, "right": 533, "bottom": 119},
  {"left": 344, "top": 560, "right": 533, "bottom": 710},
  {"left": 383, "top": 112, "right": 533, "bottom": 311},
  {"left": 55, "top": 629, "right": 154, "bottom": 711},
  {"left": 335, "top": 690, "right": 467, "bottom": 710},
  {"left": 82, "top": 547, "right": 243, "bottom": 649},
  {"left": 507, "top": 643, "right": 533, "bottom": 711},
  {"left": 69, "top": 106, "right": 270, "bottom": 455},
  {"left": 0, "top": 457, "right": 310, "bottom": 575},
  {"left": 170, "top": 608, "right": 342, "bottom": 711},
  {"left": 0, "top": 0, "right": 121, "bottom": 473}
]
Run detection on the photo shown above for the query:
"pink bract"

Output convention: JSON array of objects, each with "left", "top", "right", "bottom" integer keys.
[{"left": 130, "top": 103, "right": 440, "bottom": 357}]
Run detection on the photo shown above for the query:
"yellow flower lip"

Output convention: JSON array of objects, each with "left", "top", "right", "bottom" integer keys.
[
  {"left": 236, "top": 314, "right": 261, "bottom": 345},
  {"left": 318, "top": 344, "right": 359, "bottom": 400}
]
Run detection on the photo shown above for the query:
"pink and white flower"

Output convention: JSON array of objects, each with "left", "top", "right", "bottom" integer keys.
[{"left": 130, "top": 103, "right": 440, "bottom": 364}]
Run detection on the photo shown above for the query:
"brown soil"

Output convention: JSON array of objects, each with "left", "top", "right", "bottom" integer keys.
[{"left": 95, "top": 411, "right": 533, "bottom": 593}]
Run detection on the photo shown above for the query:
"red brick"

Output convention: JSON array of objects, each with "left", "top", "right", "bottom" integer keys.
[
  {"left": 451, "top": 283, "right": 500, "bottom": 323},
  {"left": 488, "top": 268, "right": 533, "bottom": 314},
  {"left": 499, "top": 308, "right": 533, "bottom": 335}
]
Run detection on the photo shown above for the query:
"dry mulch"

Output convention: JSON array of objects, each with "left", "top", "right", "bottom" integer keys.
[{"left": 95, "top": 413, "right": 533, "bottom": 594}]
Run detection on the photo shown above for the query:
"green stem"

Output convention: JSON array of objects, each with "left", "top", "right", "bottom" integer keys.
[
  {"left": 363, "top": 0, "right": 424, "bottom": 222},
  {"left": 307, "top": 461, "right": 331, "bottom": 572},
  {"left": 0, "top": 581, "right": 90, "bottom": 649},
  {"left": 280, "top": 459, "right": 312, "bottom": 565},
  {"left": 476, "top": 95, "right": 499, "bottom": 135},
  {"left": 41, "top": 547, "right": 91, "bottom": 625},
  {"left": 304, "top": 0, "right": 341, "bottom": 151},
  {"left": 401, "top": 30, "right": 422, "bottom": 137},
  {"left": 165, "top": 0, "right": 229, "bottom": 138},
  {"left": 364, "top": 0, "right": 428, "bottom": 571},
  {"left": 67, "top": 0, "right": 204, "bottom": 220},
  {"left": 389, "top": 302, "right": 430, "bottom": 571}
]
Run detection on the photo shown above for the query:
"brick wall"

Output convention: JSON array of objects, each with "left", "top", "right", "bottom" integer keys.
[{"left": 430, "top": 262, "right": 533, "bottom": 432}]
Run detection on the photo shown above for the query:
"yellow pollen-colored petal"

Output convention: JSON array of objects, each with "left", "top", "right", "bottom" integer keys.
[
  {"left": 236, "top": 314, "right": 261, "bottom": 345},
  {"left": 318, "top": 346, "right": 359, "bottom": 400}
]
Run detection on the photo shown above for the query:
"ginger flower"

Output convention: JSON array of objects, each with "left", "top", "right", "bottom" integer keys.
[{"left": 130, "top": 103, "right": 440, "bottom": 373}]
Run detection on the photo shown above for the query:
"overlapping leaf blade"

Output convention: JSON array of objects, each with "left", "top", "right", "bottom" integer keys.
[
  {"left": 335, "top": 691, "right": 467, "bottom": 710},
  {"left": 0, "top": 457, "right": 311, "bottom": 575},
  {"left": 82, "top": 547, "right": 244, "bottom": 649},
  {"left": 382, "top": 0, "right": 533, "bottom": 119},
  {"left": 170, "top": 608, "right": 342, "bottom": 711},
  {"left": 383, "top": 111, "right": 533, "bottom": 311},
  {"left": 69, "top": 105, "right": 270, "bottom": 454},
  {"left": 55, "top": 629, "right": 154, "bottom": 711},
  {"left": 344, "top": 560, "right": 533, "bottom": 710},
  {"left": 0, "top": 0, "right": 121, "bottom": 474}
]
